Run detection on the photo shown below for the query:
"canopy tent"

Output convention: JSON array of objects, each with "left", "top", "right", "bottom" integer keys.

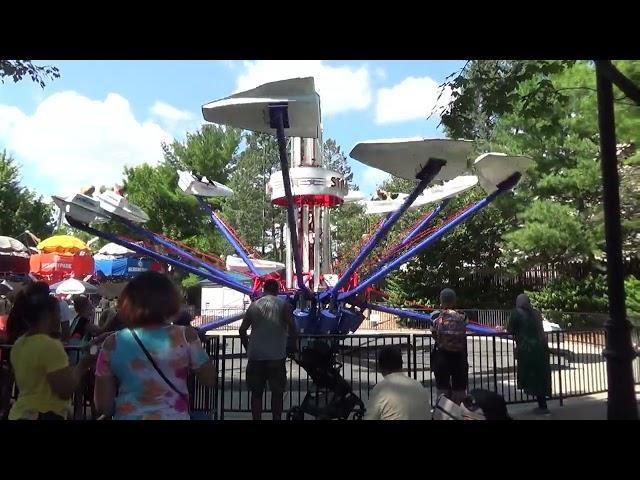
[
  {"left": 94, "top": 256, "right": 161, "bottom": 279},
  {"left": 30, "top": 253, "right": 95, "bottom": 282},
  {"left": 0, "top": 254, "right": 30, "bottom": 274}
]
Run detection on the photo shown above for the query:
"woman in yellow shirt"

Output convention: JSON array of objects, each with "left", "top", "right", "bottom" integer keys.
[{"left": 9, "top": 291, "right": 95, "bottom": 420}]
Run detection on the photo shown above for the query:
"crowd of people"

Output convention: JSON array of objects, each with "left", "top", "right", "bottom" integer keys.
[
  {"left": 0, "top": 272, "right": 552, "bottom": 421},
  {"left": 365, "top": 288, "right": 551, "bottom": 420},
  {"left": 0, "top": 272, "right": 215, "bottom": 420}
]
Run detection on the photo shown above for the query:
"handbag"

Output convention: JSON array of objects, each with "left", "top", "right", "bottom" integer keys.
[{"left": 129, "top": 329, "right": 202, "bottom": 420}]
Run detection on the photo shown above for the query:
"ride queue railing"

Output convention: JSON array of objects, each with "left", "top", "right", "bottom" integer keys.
[{"left": 2, "top": 328, "right": 639, "bottom": 419}]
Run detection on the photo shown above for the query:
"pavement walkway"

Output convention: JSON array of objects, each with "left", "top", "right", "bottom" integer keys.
[
  {"left": 218, "top": 387, "right": 640, "bottom": 420},
  {"left": 507, "top": 386, "right": 640, "bottom": 420}
]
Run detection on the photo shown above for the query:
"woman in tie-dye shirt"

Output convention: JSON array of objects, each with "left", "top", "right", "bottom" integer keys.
[{"left": 94, "top": 272, "right": 215, "bottom": 420}]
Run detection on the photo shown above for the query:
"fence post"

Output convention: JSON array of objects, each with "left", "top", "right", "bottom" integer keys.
[
  {"left": 412, "top": 334, "right": 418, "bottom": 380},
  {"left": 220, "top": 336, "right": 226, "bottom": 420},
  {"left": 492, "top": 335, "right": 498, "bottom": 393},
  {"left": 556, "top": 332, "right": 563, "bottom": 407},
  {"left": 212, "top": 336, "right": 219, "bottom": 420},
  {"left": 405, "top": 334, "right": 412, "bottom": 378}
]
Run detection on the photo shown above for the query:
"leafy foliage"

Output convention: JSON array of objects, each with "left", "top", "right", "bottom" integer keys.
[
  {"left": 380, "top": 60, "right": 640, "bottom": 309},
  {"left": 0, "top": 60, "right": 60, "bottom": 88},
  {"left": 222, "top": 132, "right": 286, "bottom": 260},
  {"left": 322, "top": 139, "right": 367, "bottom": 266},
  {"left": 626, "top": 276, "right": 640, "bottom": 317},
  {"left": 527, "top": 274, "right": 640, "bottom": 325},
  {"left": 120, "top": 126, "right": 242, "bottom": 287},
  {"left": 0, "top": 150, "right": 54, "bottom": 239},
  {"left": 527, "top": 274, "right": 610, "bottom": 313},
  {"left": 162, "top": 125, "right": 241, "bottom": 185}
]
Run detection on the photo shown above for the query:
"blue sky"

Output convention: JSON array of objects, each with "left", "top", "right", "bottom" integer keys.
[{"left": 0, "top": 60, "right": 465, "bottom": 198}]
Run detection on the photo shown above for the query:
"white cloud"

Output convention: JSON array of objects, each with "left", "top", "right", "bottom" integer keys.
[
  {"left": 235, "top": 61, "right": 372, "bottom": 116},
  {"left": 0, "top": 91, "right": 173, "bottom": 197},
  {"left": 149, "top": 101, "right": 197, "bottom": 137},
  {"left": 150, "top": 101, "right": 193, "bottom": 123},
  {"left": 375, "top": 76, "right": 452, "bottom": 124}
]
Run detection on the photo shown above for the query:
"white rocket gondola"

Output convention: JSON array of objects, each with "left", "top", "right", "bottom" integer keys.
[
  {"left": 95, "top": 190, "right": 150, "bottom": 224},
  {"left": 349, "top": 138, "right": 474, "bottom": 183},
  {"left": 361, "top": 175, "right": 479, "bottom": 215},
  {"left": 52, "top": 193, "right": 110, "bottom": 225},
  {"left": 343, "top": 191, "right": 367, "bottom": 203},
  {"left": 473, "top": 153, "right": 533, "bottom": 194},
  {"left": 177, "top": 170, "right": 234, "bottom": 198},
  {"left": 225, "top": 255, "right": 285, "bottom": 276},
  {"left": 202, "top": 77, "right": 321, "bottom": 139}
]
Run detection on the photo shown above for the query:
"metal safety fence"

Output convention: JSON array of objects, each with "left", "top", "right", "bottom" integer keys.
[{"left": 2, "top": 328, "right": 639, "bottom": 419}]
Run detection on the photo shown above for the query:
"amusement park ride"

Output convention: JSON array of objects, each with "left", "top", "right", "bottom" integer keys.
[{"left": 53, "top": 77, "right": 532, "bottom": 336}]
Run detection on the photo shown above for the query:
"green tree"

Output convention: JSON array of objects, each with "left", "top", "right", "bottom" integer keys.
[
  {"left": 222, "top": 132, "right": 286, "bottom": 261},
  {"left": 384, "top": 60, "right": 640, "bottom": 307},
  {"left": 438, "top": 60, "right": 577, "bottom": 142},
  {"left": 162, "top": 125, "right": 241, "bottom": 183},
  {"left": 119, "top": 126, "right": 242, "bottom": 287},
  {"left": 322, "top": 138, "right": 354, "bottom": 184},
  {"left": 380, "top": 180, "right": 519, "bottom": 308},
  {"left": 488, "top": 61, "right": 640, "bottom": 267},
  {"left": 0, "top": 150, "right": 53, "bottom": 239},
  {"left": 322, "top": 139, "right": 368, "bottom": 269}
]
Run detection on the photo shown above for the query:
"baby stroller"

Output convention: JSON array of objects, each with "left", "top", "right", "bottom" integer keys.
[{"left": 287, "top": 339, "right": 365, "bottom": 420}]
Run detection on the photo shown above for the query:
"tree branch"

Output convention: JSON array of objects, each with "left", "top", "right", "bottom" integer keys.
[{"left": 595, "top": 60, "right": 640, "bottom": 106}]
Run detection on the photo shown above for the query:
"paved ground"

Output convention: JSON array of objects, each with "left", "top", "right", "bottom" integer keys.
[
  {"left": 217, "top": 387, "right": 640, "bottom": 420},
  {"left": 508, "top": 386, "right": 640, "bottom": 420}
]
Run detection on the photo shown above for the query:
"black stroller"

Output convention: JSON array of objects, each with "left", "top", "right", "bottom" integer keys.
[{"left": 287, "top": 339, "right": 365, "bottom": 420}]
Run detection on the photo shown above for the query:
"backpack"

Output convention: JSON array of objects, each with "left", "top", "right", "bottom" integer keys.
[
  {"left": 432, "top": 394, "right": 485, "bottom": 420},
  {"left": 432, "top": 309, "right": 467, "bottom": 352}
]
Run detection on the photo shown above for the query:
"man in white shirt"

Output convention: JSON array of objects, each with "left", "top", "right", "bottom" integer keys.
[{"left": 365, "top": 345, "right": 431, "bottom": 420}]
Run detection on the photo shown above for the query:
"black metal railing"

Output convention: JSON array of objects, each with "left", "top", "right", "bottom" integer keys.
[
  {"left": 0, "top": 344, "right": 94, "bottom": 420},
  {"left": 189, "top": 336, "right": 220, "bottom": 419},
  {"left": 214, "top": 334, "right": 412, "bottom": 419},
  {"left": 2, "top": 328, "right": 639, "bottom": 419},
  {"left": 206, "top": 329, "right": 640, "bottom": 416}
]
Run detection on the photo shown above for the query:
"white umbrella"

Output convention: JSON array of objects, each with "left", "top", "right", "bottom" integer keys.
[
  {"left": 0, "top": 236, "right": 29, "bottom": 255},
  {"left": 97, "top": 242, "right": 135, "bottom": 256},
  {"left": 50, "top": 278, "right": 98, "bottom": 296}
]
